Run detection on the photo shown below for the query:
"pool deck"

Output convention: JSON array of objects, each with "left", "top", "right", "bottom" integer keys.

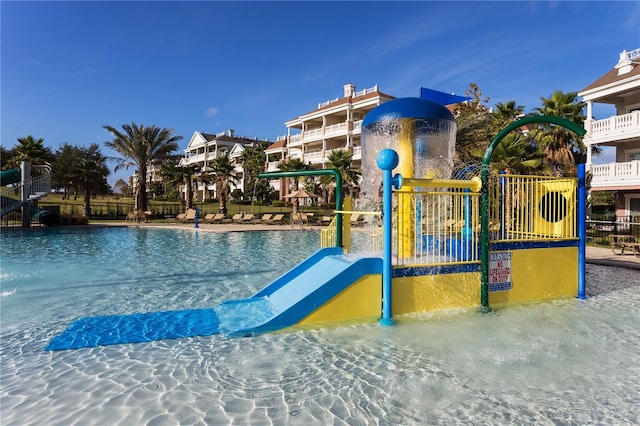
[
  {"left": 584, "top": 245, "right": 640, "bottom": 270},
  {"left": 91, "top": 222, "right": 640, "bottom": 271}
]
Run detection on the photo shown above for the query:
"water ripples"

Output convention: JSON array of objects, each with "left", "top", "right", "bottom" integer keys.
[{"left": 1, "top": 228, "right": 639, "bottom": 424}]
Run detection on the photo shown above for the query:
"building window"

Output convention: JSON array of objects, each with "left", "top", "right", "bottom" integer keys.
[
  {"left": 625, "top": 148, "right": 640, "bottom": 162},
  {"left": 627, "top": 196, "right": 640, "bottom": 215}
]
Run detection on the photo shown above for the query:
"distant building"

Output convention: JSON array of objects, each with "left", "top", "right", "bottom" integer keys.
[
  {"left": 284, "top": 83, "right": 394, "bottom": 170},
  {"left": 130, "top": 155, "right": 181, "bottom": 198},
  {"left": 179, "top": 129, "right": 272, "bottom": 200},
  {"left": 579, "top": 47, "right": 640, "bottom": 216},
  {"left": 265, "top": 84, "right": 395, "bottom": 199}
]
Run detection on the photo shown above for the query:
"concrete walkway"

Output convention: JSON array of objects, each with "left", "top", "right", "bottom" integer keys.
[{"left": 585, "top": 245, "right": 640, "bottom": 270}]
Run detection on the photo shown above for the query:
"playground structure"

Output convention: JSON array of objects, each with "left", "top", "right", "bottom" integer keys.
[
  {"left": 46, "top": 98, "right": 589, "bottom": 350},
  {"left": 1, "top": 161, "right": 58, "bottom": 227}
]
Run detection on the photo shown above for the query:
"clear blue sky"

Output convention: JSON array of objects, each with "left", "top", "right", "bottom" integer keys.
[{"left": 2, "top": 1, "right": 639, "bottom": 186}]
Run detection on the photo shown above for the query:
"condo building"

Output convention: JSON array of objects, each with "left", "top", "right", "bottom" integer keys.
[
  {"left": 579, "top": 47, "right": 640, "bottom": 216},
  {"left": 179, "top": 129, "right": 272, "bottom": 201}
]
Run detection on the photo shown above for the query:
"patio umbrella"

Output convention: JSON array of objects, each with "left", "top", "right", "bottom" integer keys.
[
  {"left": 283, "top": 188, "right": 321, "bottom": 200},
  {"left": 284, "top": 188, "right": 320, "bottom": 212}
]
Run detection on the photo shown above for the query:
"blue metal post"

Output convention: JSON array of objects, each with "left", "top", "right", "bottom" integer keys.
[
  {"left": 194, "top": 209, "right": 200, "bottom": 229},
  {"left": 577, "top": 163, "right": 587, "bottom": 299},
  {"left": 377, "top": 149, "right": 401, "bottom": 326}
]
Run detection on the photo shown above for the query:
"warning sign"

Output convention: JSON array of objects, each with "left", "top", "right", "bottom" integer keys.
[{"left": 489, "top": 251, "right": 512, "bottom": 292}]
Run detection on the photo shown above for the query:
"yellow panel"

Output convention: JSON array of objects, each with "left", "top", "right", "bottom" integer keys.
[
  {"left": 392, "top": 272, "right": 481, "bottom": 315},
  {"left": 532, "top": 179, "right": 576, "bottom": 237},
  {"left": 489, "top": 247, "right": 578, "bottom": 306},
  {"left": 397, "top": 118, "right": 415, "bottom": 260},
  {"left": 298, "top": 274, "right": 382, "bottom": 325}
]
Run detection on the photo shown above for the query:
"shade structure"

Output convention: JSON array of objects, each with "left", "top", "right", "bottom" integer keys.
[{"left": 283, "top": 188, "right": 320, "bottom": 199}]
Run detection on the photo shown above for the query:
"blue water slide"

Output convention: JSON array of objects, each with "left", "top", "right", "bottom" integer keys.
[
  {"left": 216, "top": 248, "right": 382, "bottom": 336},
  {"left": 45, "top": 248, "right": 382, "bottom": 350}
]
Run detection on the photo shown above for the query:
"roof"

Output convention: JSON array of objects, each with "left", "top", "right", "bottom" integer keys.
[
  {"left": 200, "top": 132, "right": 265, "bottom": 145},
  {"left": 287, "top": 87, "right": 395, "bottom": 123},
  {"left": 580, "top": 64, "right": 640, "bottom": 92},
  {"left": 265, "top": 139, "right": 286, "bottom": 150}
]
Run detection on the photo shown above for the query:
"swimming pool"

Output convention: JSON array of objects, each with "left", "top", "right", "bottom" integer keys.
[{"left": 1, "top": 227, "right": 639, "bottom": 425}]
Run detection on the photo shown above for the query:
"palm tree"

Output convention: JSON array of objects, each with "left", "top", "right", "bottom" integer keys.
[
  {"left": 13, "top": 135, "right": 54, "bottom": 166},
  {"left": 529, "top": 90, "right": 586, "bottom": 176},
  {"left": 160, "top": 163, "right": 199, "bottom": 211},
  {"left": 475, "top": 133, "right": 550, "bottom": 176},
  {"left": 239, "top": 142, "right": 267, "bottom": 201},
  {"left": 327, "top": 149, "right": 361, "bottom": 199},
  {"left": 77, "top": 144, "right": 110, "bottom": 217},
  {"left": 206, "top": 154, "right": 238, "bottom": 214},
  {"left": 277, "top": 157, "right": 312, "bottom": 212},
  {"left": 103, "top": 122, "right": 182, "bottom": 211},
  {"left": 491, "top": 100, "right": 525, "bottom": 133}
]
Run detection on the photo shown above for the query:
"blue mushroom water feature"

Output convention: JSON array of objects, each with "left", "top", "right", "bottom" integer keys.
[{"left": 358, "top": 97, "right": 458, "bottom": 259}]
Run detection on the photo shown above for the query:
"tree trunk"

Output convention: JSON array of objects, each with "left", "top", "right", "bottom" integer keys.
[{"left": 83, "top": 189, "right": 91, "bottom": 218}]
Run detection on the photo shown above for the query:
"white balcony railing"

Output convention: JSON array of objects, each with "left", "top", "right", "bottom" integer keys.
[
  {"left": 352, "top": 146, "right": 362, "bottom": 160},
  {"left": 324, "top": 122, "right": 348, "bottom": 136},
  {"left": 183, "top": 153, "right": 207, "bottom": 164},
  {"left": 585, "top": 111, "right": 640, "bottom": 144},
  {"left": 267, "top": 161, "right": 280, "bottom": 171},
  {"left": 303, "top": 151, "right": 324, "bottom": 164},
  {"left": 353, "top": 120, "right": 362, "bottom": 133},
  {"left": 590, "top": 160, "right": 640, "bottom": 188},
  {"left": 303, "top": 128, "right": 324, "bottom": 140}
]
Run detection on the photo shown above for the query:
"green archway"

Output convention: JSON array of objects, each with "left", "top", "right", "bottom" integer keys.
[{"left": 480, "top": 115, "right": 587, "bottom": 309}]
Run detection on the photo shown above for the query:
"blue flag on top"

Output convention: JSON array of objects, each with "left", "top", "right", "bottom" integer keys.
[{"left": 420, "top": 87, "right": 471, "bottom": 106}]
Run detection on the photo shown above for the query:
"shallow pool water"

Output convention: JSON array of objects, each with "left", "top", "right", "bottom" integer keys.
[{"left": 1, "top": 227, "right": 639, "bottom": 425}]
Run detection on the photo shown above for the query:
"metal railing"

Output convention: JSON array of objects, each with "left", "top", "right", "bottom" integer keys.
[
  {"left": 1, "top": 165, "right": 52, "bottom": 217},
  {"left": 488, "top": 174, "right": 578, "bottom": 241},
  {"left": 393, "top": 187, "right": 481, "bottom": 267},
  {"left": 586, "top": 214, "right": 640, "bottom": 245}
]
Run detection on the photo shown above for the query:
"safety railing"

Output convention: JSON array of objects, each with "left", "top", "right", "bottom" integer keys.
[
  {"left": 488, "top": 174, "right": 577, "bottom": 242},
  {"left": 1, "top": 165, "right": 52, "bottom": 217},
  {"left": 393, "top": 186, "right": 481, "bottom": 267},
  {"left": 320, "top": 216, "right": 338, "bottom": 248},
  {"left": 320, "top": 211, "right": 383, "bottom": 252}
]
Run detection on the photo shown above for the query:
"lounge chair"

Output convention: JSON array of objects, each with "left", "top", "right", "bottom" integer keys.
[
  {"left": 226, "top": 213, "right": 243, "bottom": 224},
  {"left": 178, "top": 209, "right": 197, "bottom": 222},
  {"left": 241, "top": 213, "right": 255, "bottom": 224},
  {"left": 319, "top": 215, "right": 334, "bottom": 226},
  {"left": 254, "top": 213, "right": 273, "bottom": 223},
  {"left": 350, "top": 213, "right": 363, "bottom": 227},
  {"left": 209, "top": 213, "right": 226, "bottom": 223},
  {"left": 291, "top": 212, "right": 309, "bottom": 228},
  {"left": 266, "top": 214, "right": 285, "bottom": 224},
  {"left": 203, "top": 213, "right": 216, "bottom": 222}
]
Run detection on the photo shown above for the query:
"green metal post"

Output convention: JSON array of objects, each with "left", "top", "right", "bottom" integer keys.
[
  {"left": 480, "top": 116, "right": 586, "bottom": 310},
  {"left": 257, "top": 169, "right": 343, "bottom": 247}
]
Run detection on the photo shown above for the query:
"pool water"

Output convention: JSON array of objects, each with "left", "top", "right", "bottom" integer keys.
[{"left": 1, "top": 227, "right": 639, "bottom": 425}]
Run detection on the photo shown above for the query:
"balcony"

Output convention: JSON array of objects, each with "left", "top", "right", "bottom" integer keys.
[
  {"left": 267, "top": 161, "right": 280, "bottom": 171},
  {"left": 585, "top": 111, "right": 640, "bottom": 145},
  {"left": 590, "top": 160, "right": 640, "bottom": 189},
  {"left": 289, "top": 121, "right": 359, "bottom": 145},
  {"left": 352, "top": 146, "right": 361, "bottom": 160},
  {"left": 183, "top": 153, "right": 207, "bottom": 164},
  {"left": 304, "top": 151, "right": 324, "bottom": 164}
]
